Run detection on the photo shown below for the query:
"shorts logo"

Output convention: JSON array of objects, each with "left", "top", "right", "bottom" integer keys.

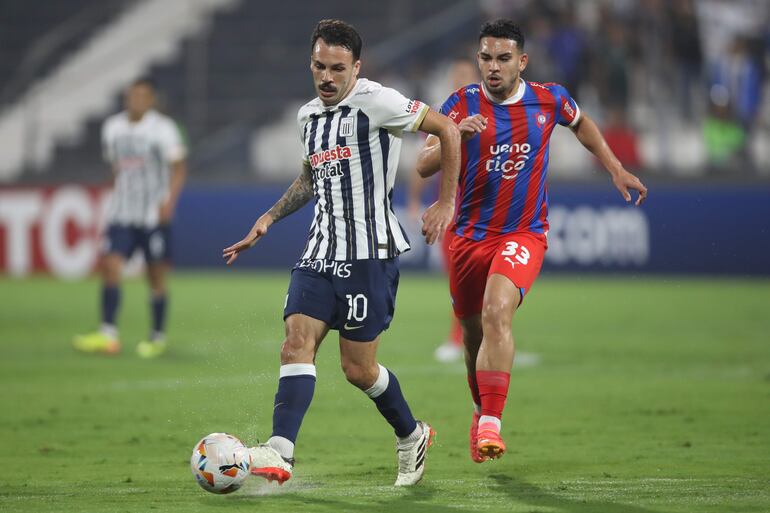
[
  {"left": 501, "top": 241, "right": 530, "bottom": 268},
  {"left": 406, "top": 100, "right": 423, "bottom": 114},
  {"left": 149, "top": 232, "right": 165, "bottom": 259},
  {"left": 338, "top": 116, "right": 355, "bottom": 137},
  {"left": 298, "top": 259, "right": 352, "bottom": 278}
]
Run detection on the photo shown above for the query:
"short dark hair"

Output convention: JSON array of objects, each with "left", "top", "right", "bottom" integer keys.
[
  {"left": 311, "top": 19, "right": 363, "bottom": 61},
  {"left": 131, "top": 77, "right": 156, "bottom": 90},
  {"left": 479, "top": 19, "right": 525, "bottom": 50}
]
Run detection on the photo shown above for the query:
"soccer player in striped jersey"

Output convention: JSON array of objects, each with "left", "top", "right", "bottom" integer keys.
[
  {"left": 223, "top": 19, "right": 460, "bottom": 486},
  {"left": 73, "top": 78, "right": 187, "bottom": 358},
  {"left": 416, "top": 19, "right": 647, "bottom": 463}
]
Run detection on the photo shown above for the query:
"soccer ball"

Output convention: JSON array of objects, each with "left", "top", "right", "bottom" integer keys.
[{"left": 190, "top": 433, "right": 251, "bottom": 494}]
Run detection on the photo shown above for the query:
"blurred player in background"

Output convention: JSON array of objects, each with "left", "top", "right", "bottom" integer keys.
[
  {"left": 223, "top": 19, "right": 460, "bottom": 486},
  {"left": 408, "top": 57, "right": 478, "bottom": 363},
  {"left": 416, "top": 20, "right": 647, "bottom": 462},
  {"left": 73, "top": 78, "right": 187, "bottom": 358}
]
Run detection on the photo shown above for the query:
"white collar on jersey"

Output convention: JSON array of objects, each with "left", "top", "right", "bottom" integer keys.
[{"left": 481, "top": 78, "right": 526, "bottom": 105}]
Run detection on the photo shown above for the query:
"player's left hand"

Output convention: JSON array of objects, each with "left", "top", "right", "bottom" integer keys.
[
  {"left": 158, "top": 201, "right": 174, "bottom": 223},
  {"left": 222, "top": 214, "right": 273, "bottom": 265},
  {"left": 458, "top": 114, "right": 487, "bottom": 141},
  {"left": 421, "top": 201, "right": 454, "bottom": 245},
  {"left": 613, "top": 169, "right": 648, "bottom": 206}
]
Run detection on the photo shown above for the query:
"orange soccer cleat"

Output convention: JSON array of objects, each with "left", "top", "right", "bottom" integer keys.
[
  {"left": 476, "top": 422, "right": 506, "bottom": 460},
  {"left": 469, "top": 411, "right": 488, "bottom": 463}
]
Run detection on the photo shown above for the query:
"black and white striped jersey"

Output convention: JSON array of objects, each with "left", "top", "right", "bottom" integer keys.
[
  {"left": 297, "top": 79, "right": 429, "bottom": 261},
  {"left": 101, "top": 110, "right": 186, "bottom": 227}
]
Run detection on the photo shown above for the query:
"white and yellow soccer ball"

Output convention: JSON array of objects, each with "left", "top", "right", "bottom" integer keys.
[{"left": 190, "top": 433, "right": 251, "bottom": 494}]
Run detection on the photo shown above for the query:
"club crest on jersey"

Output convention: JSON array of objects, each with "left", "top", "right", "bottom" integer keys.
[
  {"left": 338, "top": 116, "right": 355, "bottom": 137},
  {"left": 535, "top": 112, "right": 548, "bottom": 129}
]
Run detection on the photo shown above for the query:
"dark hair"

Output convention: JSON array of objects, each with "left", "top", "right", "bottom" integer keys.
[
  {"left": 131, "top": 77, "right": 156, "bottom": 90},
  {"left": 311, "top": 19, "right": 362, "bottom": 61},
  {"left": 479, "top": 19, "right": 525, "bottom": 50}
]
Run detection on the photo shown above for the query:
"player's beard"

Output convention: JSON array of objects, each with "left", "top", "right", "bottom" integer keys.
[{"left": 485, "top": 71, "right": 518, "bottom": 98}]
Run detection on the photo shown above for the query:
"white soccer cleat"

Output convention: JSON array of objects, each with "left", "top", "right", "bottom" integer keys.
[
  {"left": 394, "top": 420, "right": 435, "bottom": 486},
  {"left": 248, "top": 444, "right": 293, "bottom": 485}
]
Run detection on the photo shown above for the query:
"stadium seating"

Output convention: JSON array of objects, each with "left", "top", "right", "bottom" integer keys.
[
  {"left": 0, "top": 1, "right": 128, "bottom": 107},
  {"left": 26, "top": 1, "right": 479, "bottom": 182}
]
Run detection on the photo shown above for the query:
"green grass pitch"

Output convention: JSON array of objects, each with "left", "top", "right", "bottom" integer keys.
[{"left": 1, "top": 272, "right": 768, "bottom": 512}]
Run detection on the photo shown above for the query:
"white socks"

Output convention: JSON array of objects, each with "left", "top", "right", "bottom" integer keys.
[
  {"left": 396, "top": 423, "right": 423, "bottom": 448},
  {"left": 100, "top": 323, "right": 117, "bottom": 338},
  {"left": 364, "top": 364, "right": 389, "bottom": 399},
  {"left": 478, "top": 415, "right": 501, "bottom": 431},
  {"left": 268, "top": 436, "right": 295, "bottom": 460}
]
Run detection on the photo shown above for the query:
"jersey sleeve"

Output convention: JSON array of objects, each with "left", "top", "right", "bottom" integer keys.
[
  {"left": 101, "top": 119, "right": 115, "bottom": 163},
  {"left": 439, "top": 91, "right": 463, "bottom": 124},
  {"left": 369, "top": 86, "right": 430, "bottom": 133},
  {"left": 158, "top": 120, "right": 187, "bottom": 162},
  {"left": 297, "top": 109, "right": 310, "bottom": 165},
  {"left": 550, "top": 84, "right": 581, "bottom": 127}
]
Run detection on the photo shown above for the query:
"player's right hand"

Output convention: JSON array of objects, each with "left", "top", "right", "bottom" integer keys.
[
  {"left": 458, "top": 114, "right": 487, "bottom": 141},
  {"left": 421, "top": 200, "right": 454, "bottom": 245},
  {"left": 222, "top": 214, "right": 272, "bottom": 265}
]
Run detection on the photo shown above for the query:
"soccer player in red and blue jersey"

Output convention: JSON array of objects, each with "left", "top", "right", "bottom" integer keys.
[{"left": 416, "top": 19, "right": 647, "bottom": 463}]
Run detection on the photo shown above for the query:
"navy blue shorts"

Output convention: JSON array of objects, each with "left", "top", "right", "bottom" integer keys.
[
  {"left": 103, "top": 224, "right": 172, "bottom": 263},
  {"left": 284, "top": 258, "right": 400, "bottom": 342}
]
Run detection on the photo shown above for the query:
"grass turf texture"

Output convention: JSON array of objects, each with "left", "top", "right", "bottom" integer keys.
[{"left": 0, "top": 272, "right": 768, "bottom": 513}]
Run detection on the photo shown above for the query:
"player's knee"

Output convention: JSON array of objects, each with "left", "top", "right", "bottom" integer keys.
[
  {"left": 149, "top": 278, "right": 166, "bottom": 296},
  {"left": 341, "top": 361, "right": 377, "bottom": 390},
  {"left": 280, "top": 333, "right": 315, "bottom": 364},
  {"left": 461, "top": 318, "right": 483, "bottom": 349},
  {"left": 148, "top": 274, "right": 166, "bottom": 294},
  {"left": 102, "top": 258, "right": 122, "bottom": 285},
  {"left": 481, "top": 300, "right": 513, "bottom": 334}
]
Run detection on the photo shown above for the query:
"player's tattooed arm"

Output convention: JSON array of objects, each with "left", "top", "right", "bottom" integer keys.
[
  {"left": 222, "top": 163, "right": 314, "bottom": 265},
  {"left": 266, "top": 163, "right": 314, "bottom": 223}
]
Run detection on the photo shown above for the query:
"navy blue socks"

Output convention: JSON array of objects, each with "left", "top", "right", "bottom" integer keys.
[
  {"left": 365, "top": 364, "right": 418, "bottom": 438},
  {"left": 101, "top": 285, "right": 120, "bottom": 327},
  {"left": 269, "top": 364, "right": 317, "bottom": 459},
  {"left": 150, "top": 294, "right": 167, "bottom": 339}
]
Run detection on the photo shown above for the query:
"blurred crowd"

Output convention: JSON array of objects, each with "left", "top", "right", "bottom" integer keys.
[
  {"left": 381, "top": 0, "right": 770, "bottom": 177},
  {"left": 489, "top": 0, "right": 769, "bottom": 175}
]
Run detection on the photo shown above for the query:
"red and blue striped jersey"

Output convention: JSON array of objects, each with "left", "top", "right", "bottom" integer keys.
[{"left": 440, "top": 79, "right": 580, "bottom": 240}]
